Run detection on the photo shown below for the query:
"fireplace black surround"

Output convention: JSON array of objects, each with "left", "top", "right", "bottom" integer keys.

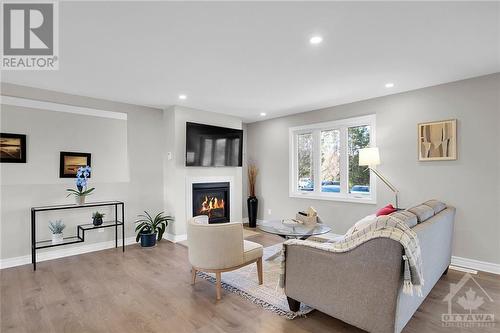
[{"left": 192, "top": 182, "right": 230, "bottom": 223}]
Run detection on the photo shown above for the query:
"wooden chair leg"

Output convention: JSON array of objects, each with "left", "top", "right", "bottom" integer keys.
[
  {"left": 191, "top": 267, "right": 197, "bottom": 285},
  {"left": 257, "top": 257, "right": 263, "bottom": 285},
  {"left": 215, "top": 272, "right": 222, "bottom": 300}
]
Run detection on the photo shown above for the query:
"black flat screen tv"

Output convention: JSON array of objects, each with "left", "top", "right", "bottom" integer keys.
[{"left": 186, "top": 122, "right": 243, "bottom": 167}]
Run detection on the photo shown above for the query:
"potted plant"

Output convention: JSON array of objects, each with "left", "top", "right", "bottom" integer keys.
[
  {"left": 135, "top": 211, "right": 173, "bottom": 247},
  {"left": 49, "top": 220, "right": 65, "bottom": 244},
  {"left": 92, "top": 211, "right": 105, "bottom": 226},
  {"left": 247, "top": 164, "right": 259, "bottom": 228},
  {"left": 66, "top": 166, "right": 95, "bottom": 205}
]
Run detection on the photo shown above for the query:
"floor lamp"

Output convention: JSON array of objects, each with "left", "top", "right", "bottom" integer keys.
[{"left": 358, "top": 147, "right": 400, "bottom": 209}]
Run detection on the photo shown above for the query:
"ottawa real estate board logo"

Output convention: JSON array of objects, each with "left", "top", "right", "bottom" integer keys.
[
  {"left": 1, "top": 1, "right": 59, "bottom": 70},
  {"left": 442, "top": 273, "right": 495, "bottom": 328}
]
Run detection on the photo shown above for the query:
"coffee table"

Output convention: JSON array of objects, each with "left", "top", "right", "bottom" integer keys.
[{"left": 257, "top": 220, "right": 331, "bottom": 261}]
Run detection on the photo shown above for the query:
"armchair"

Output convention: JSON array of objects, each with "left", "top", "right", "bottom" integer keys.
[{"left": 187, "top": 216, "right": 264, "bottom": 300}]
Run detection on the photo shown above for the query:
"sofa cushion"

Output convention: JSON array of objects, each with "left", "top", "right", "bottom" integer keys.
[
  {"left": 423, "top": 200, "right": 447, "bottom": 214},
  {"left": 389, "top": 210, "right": 418, "bottom": 228},
  {"left": 407, "top": 204, "right": 434, "bottom": 223},
  {"left": 376, "top": 204, "right": 397, "bottom": 217}
]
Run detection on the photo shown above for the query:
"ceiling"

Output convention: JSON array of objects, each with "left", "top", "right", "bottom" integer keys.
[{"left": 2, "top": 1, "right": 499, "bottom": 122}]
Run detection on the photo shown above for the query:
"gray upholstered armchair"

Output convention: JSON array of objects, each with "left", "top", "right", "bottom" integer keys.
[{"left": 187, "top": 215, "right": 264, "bottom": 300}]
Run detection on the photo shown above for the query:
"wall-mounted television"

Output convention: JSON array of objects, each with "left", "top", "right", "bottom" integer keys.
[{"left": 186, "top": 122, "right": 243, "bottom": 167}]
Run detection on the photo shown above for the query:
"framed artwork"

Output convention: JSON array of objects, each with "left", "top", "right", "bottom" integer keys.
[
  {"left": 60, "top": 152, "right": 91, "bottom": 178},
  {"left": 0, "top": 133, "right": 27, "bottom": 163},
  {"left": 418, "top": 119, "right": 457, "bottom": 161}
]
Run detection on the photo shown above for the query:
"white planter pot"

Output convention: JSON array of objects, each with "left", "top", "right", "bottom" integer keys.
[
  {"left": 75, "top": 196, "right": 86, "bottom": 205},
  {"left": 52, "top": 233, "right": 64, "bottom": 244}
]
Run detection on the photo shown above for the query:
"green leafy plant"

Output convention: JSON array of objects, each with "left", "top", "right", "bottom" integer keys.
[
  {"left": 92, "top": 211, "right": 105, "bottom": 219},
  {"left": 135, "top": 211, "right": 173, "bottom": 242},
  {"left": 48, "top": 220, "right": 66, "bottom": 234}
]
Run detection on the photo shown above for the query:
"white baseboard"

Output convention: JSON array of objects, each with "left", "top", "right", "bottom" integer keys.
[
  {"left": 165, "top": 233, "right": 187, "bottom": 243},
  {"left": 0, "top": 233, "right": 187, "bottom": 270},
  {"left": 449, "top": 265, "right": 478, "bottom": 275},
  {"left": 0, "top": 237, "right": 137, "bottom": 270},
  {"left": 451, "top": 256, "right": 500, "bottom": 275}
]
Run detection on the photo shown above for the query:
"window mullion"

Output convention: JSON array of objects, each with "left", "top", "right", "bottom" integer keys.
[
  {"left": 293, "top": 133, "right": 298, "bottom": 192},
  {"left": 339, "top": 127, "right": 348, "bottom": 195},
  {"left": 313, "top": 130, "right": 321, "bottom": 194}
]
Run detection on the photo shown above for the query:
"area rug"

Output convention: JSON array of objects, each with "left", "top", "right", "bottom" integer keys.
[{"left": 196, "top": 243, "right": 314, "bottom": 319}]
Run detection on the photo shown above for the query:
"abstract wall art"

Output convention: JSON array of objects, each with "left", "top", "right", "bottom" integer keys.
[{"left": 418, "top": 119, "right": 457, "bottom": 161}]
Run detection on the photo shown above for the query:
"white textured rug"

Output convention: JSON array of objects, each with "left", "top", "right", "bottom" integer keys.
[{"left": 197, "top": 243, "right": 314, "bottom": 319}]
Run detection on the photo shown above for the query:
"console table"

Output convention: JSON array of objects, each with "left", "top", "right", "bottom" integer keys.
[{"left": 31, "top": 201, "right": 125, "bottom": 271}]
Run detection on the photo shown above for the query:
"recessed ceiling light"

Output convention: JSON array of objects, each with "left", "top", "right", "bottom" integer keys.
[
  {"left": 260, "top": 112, "right": 267, "bottom": 117},
  {"left": 385, "top": 82, "right": 395, "bottom": 88},
  {"left": 178, "top": 94, "right": 187, "bottom": 100},
  {"left": 309, "top": 36, "right": 323, "bottom": 45}
]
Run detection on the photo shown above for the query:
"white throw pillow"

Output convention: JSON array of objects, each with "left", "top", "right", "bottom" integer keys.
[
  {"left": 346, "top": 214, "right": 377, "bottom": 235},
  {"left": 193, "top": 215, "right": 209, "bottom": 224}
]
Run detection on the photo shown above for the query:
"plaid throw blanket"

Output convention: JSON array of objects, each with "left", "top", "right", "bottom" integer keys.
[{"left": 281, "top": 215, "right": 424, "bottom": 296}]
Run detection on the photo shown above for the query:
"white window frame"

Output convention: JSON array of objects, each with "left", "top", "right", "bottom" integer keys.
[{"left": 289, "top": 114, "right": 377, "bottom": 204}]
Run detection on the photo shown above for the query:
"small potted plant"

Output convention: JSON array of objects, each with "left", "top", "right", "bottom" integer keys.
[
  {"left": 135, "top": 211, "right": 173, "bottom": 247},
  {"left": 49, "top": 220, "right": 66, "bottom": 244},
  {"left": 92, "top": 211, "right": 105, "bottom": 226},
  {"left": 66, "top": 166, "right": 95, "bottom": 205}
]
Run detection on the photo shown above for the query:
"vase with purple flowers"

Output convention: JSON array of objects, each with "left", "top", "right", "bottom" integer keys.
[{"left": 66, "top": 166, "right": 95, "bottom": 205}]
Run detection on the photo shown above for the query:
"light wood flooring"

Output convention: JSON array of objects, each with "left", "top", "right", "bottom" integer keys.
[{"left": 1, "top": 231, "right": 499, "bottom": 333}]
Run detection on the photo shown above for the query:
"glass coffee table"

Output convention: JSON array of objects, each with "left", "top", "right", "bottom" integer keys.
[{"left": 257, "top": 220, "right": 331, "bottom": 261}]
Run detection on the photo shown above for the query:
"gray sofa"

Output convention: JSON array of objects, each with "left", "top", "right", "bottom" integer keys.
[{"left": 284, "top": 204, "right": 455, "bottom": 333}]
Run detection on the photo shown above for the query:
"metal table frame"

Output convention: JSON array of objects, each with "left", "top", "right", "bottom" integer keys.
[{"left": 31, "top": 201, "right": 125, "bottom": 271}]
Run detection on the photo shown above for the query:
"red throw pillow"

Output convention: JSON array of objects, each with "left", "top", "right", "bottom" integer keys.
[{"left": 376, "top": 204, "right": 397, "bottom": 217}]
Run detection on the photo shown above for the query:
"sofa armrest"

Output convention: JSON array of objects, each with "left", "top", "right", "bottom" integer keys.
[{"left": 285, "top": 238, "right": 403, "bottom": 333}]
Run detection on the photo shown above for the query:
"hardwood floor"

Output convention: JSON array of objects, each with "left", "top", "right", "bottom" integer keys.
[{"left": 1, "top": 232, "right": 499, "bottom": 333}]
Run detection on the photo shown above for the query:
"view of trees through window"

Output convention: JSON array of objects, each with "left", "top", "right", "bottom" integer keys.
[
  {"left": 348, "top": 125, "right": 370, "bottom": 194},
  {"left": 321, "top": 129, "right": 340, "bottom": 193},
  {"left": 297, "top": 133, "right": 314, "bottom": 191},
  {"left": 293, "top": 117, "right": 373, "bottom": 198}
]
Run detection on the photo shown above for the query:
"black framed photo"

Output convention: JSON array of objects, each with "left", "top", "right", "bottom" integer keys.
[
  {"left": 0, "top": 133, "right": 27, "bottom": 163},
  {"left": 60, "top": 152, "right": 91, "bottom": 178}
]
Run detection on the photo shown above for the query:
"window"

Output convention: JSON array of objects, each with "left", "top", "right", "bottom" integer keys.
[
  {"left": 289, "top": 115, "right": 376, "bottom": 203},
  {"left": 297, "top": 133, "right": 314, "bottom": 191}
]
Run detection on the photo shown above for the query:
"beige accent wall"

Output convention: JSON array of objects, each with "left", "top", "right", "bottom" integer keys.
[{"left": 245, "top": 73, "right": 500, "bottom": 264}]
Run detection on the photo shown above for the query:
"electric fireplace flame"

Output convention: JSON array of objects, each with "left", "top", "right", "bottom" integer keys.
[
  {"left": 199, "top": 195, "right": 225, "bottom": 218},
  {"left": 193, "top": 182, "right": 230, "bottom": 223}
]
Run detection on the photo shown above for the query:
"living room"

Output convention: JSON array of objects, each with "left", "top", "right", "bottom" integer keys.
[{"left": 1, "top": 1, "right": 499, "bottom": 333}]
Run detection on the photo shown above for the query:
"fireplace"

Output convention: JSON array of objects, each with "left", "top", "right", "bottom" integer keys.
[{"left": 192, "top": 182, "right": 230, "bottom": 223}]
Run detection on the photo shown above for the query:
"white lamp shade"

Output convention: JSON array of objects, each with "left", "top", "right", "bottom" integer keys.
[{"left": 359, "top": 147, "right": 380, "bottom": 166}]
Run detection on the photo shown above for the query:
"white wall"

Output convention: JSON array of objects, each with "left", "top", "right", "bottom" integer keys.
[
  {"left": 0, "top": 83, "right": 165, "bottom": 260},
  {"left": 0, "top": 106, "right": 128, "bottom": 185},
  {"left": 246, "top": 73, "right": 500, "bottom": 265},
  {"left": 164, "top": 105, "right": 243, "bottom": 236}
]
